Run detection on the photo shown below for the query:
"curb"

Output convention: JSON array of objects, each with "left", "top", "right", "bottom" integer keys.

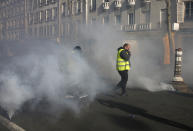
[{"left": 0, "top": 115, "right": 25, "bottom": 131}]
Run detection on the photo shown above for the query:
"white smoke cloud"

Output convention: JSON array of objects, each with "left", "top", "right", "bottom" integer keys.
[
  {"left": 0, "top": 43, "right": 108, "bottom": 119},
  {"left": 0, "top": 72, "right": 34, "bottom": 119},
  {"left": 1, "top": 23, "right": 186, "bottom": 119},
  {"left": 79, "top": 23, "right": 175, "bottom": 92}
]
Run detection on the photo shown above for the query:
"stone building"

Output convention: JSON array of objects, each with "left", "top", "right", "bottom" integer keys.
[
  {"left": 170, "top": 0, "right": 193, "bottom": 48},
  {"left": 0, "top": 0, "right": 26, "bottom": 41},
  {"left": 0, "top": 0, "right": 193, "bottom": 63},
  {"left": 0, "top": 0, "right": 168, "bottom": 41},
  {"left": 0, "top": 0, "right": 192, "bottom": 41},
  {"left": 26, "top": 0, "right": 58, "bottom": 40},
  {"left": 59, "top": 0, "right": 167, "bottom": 40}
]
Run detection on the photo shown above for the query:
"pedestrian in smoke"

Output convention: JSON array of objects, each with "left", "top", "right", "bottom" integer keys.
[
  {"left": 115, "top": 43, "right": 131, "bottom": 96},
  {"left": 73, "top": 46, "right": 82, "bottom": 55},
  {"left": 67, "top": 45, "right": 89, "bottom": 99}
]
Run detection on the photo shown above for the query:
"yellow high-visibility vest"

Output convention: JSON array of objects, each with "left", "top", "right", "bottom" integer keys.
[{"left": 116, "top": 49, "right": 130, "bottom": 71}]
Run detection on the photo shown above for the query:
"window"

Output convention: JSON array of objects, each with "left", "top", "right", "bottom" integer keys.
[
  {"left": 51, "top": 8, "right": 57, "bottom": 20},
  {"left": 52, "top": 8, "right": 55, "bottom": 20},
  {"left": 115, "top": 15, "right": 121, "bottom": 24},
  {"left": 77, "top": 0, "right": 82, "bottom": 13},
  {"left": 45, "top": 9, "right": 48, "bottom": 21},
  {"left": 140, "top": 10, "right": 150, "bottom": 24},
  {"left": 44, "top": 26, "right": 46, "bottom": 37},
  {"left": 67, "top": 23, "right": 70, "bottom": 34},
  {"left": 34, "top": 27, "right": 37, "bottom": 37},
  {"left": 90, "top": 0, "right": 96, "bottom": 12},
  {"left": 47, "top": 25, "right": 50, "bottom": 36},
  {"left": 52, "top": 24, "right": 56, "bottom": 36},
  {"left": 91, "top": 17, "right": 96, "bottom": 24},
  {"left": 39, "top": 11, "right": 43, "bottom": 22},
  {"left": 73, "top": 1, "right": 76, "bottom": 15},
  {"left": 21, "top": 6, "right": 24, "bottom": 12},
  {"left": 28, "top": 13, "right": 33, "bottom": 25},
  {"left": 34, "top": 12, "right": 38, "bottom": 24},
  {"left": 39, "top": 26, "right": 43, "bottom": 36},
  {"left": 103, "top": 15, "right": 109, "bottom": 24},
  {"left": 185, "top": 1, "right": 193, "bottom": 20},
  {"left": 49, "top": 25, "right": 52, "bottom": 36},
  {"left": 29, "top": 28, "right": 32, "bottom": 35},
  {"left": 50, "top": 0, "right": 56, "bottom": 4},
  {"left": 75, "top": 1, "right": 81, "bottom": 14},
  {"left": 128, "top": 13, "right": 134, "bottom": 24},
  {"left": 145, "top": 11, "right": 150, "bottom": 23},
  {"left": 33, "top": 0, "right": 38, "bottom": 9},
  {"left": 39, "top": 0, "right": 43, "bottom": 7},
  {"left": 62, "top": 23, "right": 65, "bottom": 36},
  {"left": 160, "top": 9, "right": 167, "bottom": 28},
  {"left": 71, "top": 1, "right": 75, "bottom": 15},
  {"left": 62, "top": 2, "right": 66, "bottom": 16},
  {"left": 46, "top": 0, "right": 49, "bottom": 5},
  {"left": 177, "top": 2, "right": 185, "bottom": 23}
]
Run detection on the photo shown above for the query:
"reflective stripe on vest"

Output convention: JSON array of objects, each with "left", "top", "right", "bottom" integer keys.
[{"left": 116, "top": 49, "right": 130, "bottom": 71}]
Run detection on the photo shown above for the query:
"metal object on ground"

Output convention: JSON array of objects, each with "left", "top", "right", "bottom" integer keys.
[
  {"left": 64, "top": 94, "right": 89, "bottom": 99},
  {"left": 172, "top": 48, "right": 192, "bottom": 93},
  {"left": 79, "top": 94, "right": 89, "bottom": 99},
  {"left": 173, "top": 48, "right": 184, "bottom": 82},
  {"left": 7, "top": 111, "right": 14, "bottom": 120}
]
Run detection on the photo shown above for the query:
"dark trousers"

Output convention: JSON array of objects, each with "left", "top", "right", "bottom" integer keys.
[{"left": 117, "top": 70, "right": 128, "bottom": 94}]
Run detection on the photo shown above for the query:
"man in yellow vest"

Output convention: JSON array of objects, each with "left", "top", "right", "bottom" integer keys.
[{"left": 115, "top": 43, "right": 131, "bottom": 96}]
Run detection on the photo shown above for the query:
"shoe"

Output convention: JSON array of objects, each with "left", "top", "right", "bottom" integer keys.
[
  {"left": 120, "top": 93, "right": 127, "bottom": 96},
  {"left": 113, "top": 86, "right": 121, "bottom": 91},
  {"left": 120, "top": 90, "right": 127, "bottom": 96},
  {"left": 129, "top": 114, "right": 136, "bottom": 118}
]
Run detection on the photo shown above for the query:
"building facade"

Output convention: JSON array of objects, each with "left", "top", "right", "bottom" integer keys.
[
  {"left": 0, "top": 0, "right": 169, "bottom": 41},
  {"left": 0, "top": 0, "right": 26, "bottom": 41},
  {"left": 26, "top": 0, "right": 59, "bottom": 40},
  {"left": 171, "top": 0, "right": 193, "bottom": 48},
  {"left": 59, "top": 0, "right": 168, "bottom": 41},
  {"left": 0, "top": 0, "right": 192, "bottom": 48}
]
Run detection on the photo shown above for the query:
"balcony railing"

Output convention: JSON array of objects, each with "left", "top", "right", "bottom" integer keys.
[
  {"left": 137, "top": 23, "right": 151, "bottom": 31},
  {"left": 122, "top": 24, "right": 136, "bottom": 31},
  {"left": 122, "top": 23, "right": 152, "bottom": 31}
]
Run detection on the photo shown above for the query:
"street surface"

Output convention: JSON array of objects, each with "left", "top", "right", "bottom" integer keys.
[{"left": 1, "top": 89, "right": 192, "bottom": 131}]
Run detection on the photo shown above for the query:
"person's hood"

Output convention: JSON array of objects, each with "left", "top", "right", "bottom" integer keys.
[{"left": 117, "top": 47, "right": 124, "bottom": 51}]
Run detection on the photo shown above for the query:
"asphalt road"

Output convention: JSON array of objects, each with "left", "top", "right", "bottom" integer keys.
[
  {"left": 1, "top": 89, "right": 193, "bottom": 131},
  {"left": 0, "top": 125, "right": 9, "bottom": 131}
]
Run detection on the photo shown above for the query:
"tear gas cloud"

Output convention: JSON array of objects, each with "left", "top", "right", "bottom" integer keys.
[
  {"left": 80, "top": 24, "right": 175, "bottom": 92},
  {"left": 1, "top": 23, "right": 192, "bottom": 118},
  {"left": 0, "top": 41, "right": 108, "bottom": 118}
]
